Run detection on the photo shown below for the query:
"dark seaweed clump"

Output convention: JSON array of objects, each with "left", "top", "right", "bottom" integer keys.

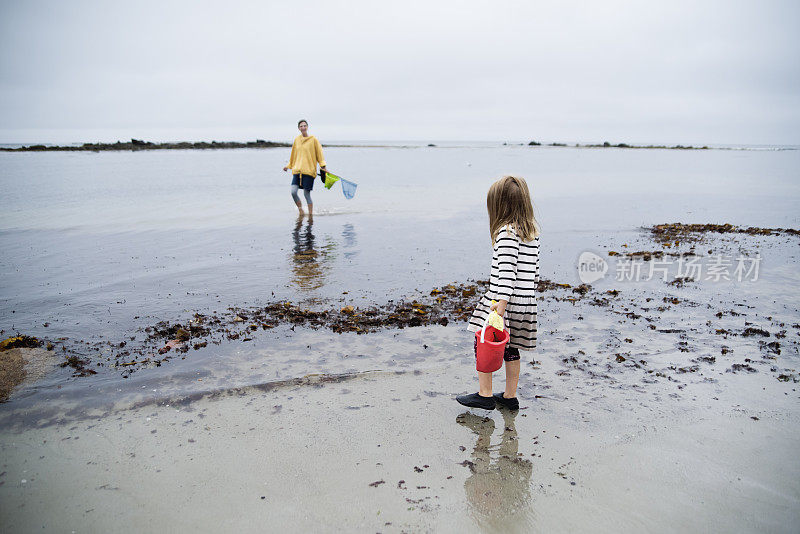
[
  {"left": 103, "top": 278, "right": 614, "bottom": 376},
  {"left": 93, "top": 281, "right": 496, "bottom": 376},
  {"left": 0, "top": 335, "right": 41, "bottom": 351},
  {"left": 649, "top": 223, "right": 800, "bottom": 245}
]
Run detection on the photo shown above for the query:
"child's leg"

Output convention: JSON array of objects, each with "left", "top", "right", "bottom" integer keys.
[
  {"left": 503, "top": 347, "right": 521, "bottom": 398},
  {"left": 504, "top": 360, "right": 520, "bottom": 398},
  {"left": 478, "top": 371, "right": 492, "bottom": 397},
  {"left": 474, "top": 336, "right": 493, "bottom": 396}
]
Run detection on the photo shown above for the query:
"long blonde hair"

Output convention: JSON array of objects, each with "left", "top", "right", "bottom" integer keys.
[{"left": 487, "top": 175, "right": 540, "bottom": 245}]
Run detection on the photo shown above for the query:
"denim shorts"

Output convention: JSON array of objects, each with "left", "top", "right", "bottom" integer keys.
[
  {"left": 474, "top": 337, "right": 520, "bottom": 362},
  {"left": 292, "top": 173, "right": 315, "bottom": 191}
]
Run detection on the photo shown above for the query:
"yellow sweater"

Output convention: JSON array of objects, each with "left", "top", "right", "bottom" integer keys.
[{"left": 288, "top": 135, "right": 326, "bottom": 177}]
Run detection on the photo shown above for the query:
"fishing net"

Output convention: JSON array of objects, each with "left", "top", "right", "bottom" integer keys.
[
  {"left": 323, "top": 171, "right": 340, "bottom": 190},
  {"left": 341, "top": 178, "right": 358, "bottom": 199}
]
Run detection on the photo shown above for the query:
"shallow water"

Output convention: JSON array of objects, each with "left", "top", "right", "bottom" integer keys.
[{"left": 1, "top": 145, "right": 799, "bottom": 406}]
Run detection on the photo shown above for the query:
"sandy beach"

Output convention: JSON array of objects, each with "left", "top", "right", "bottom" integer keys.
[
  {"left": 2, "top": 222, "right": 799, "bottom": 532},
  {"left": 1, "top": 323, "right": 797, "bottom": 533}
]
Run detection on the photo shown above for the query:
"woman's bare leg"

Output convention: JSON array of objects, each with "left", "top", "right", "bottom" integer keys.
[
  {"left": 302, "top": 188, "right": 313, "bottom": 216},
  {"left": 291, "top": 184, "right": 305, "bottom": 215}
]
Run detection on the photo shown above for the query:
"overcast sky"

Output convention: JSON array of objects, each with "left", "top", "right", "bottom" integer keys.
[{"left": 1, "top": 0, "right": 798, "bottom": 144}]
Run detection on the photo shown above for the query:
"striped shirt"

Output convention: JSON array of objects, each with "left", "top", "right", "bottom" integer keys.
[
  {"left": 468, "top": 225, "right": 540, "bottom": 350},
  {"left": 488, "top": 226, "right": 540, "bottom": 301}
]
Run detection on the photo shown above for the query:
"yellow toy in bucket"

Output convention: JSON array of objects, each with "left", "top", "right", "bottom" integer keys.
[{"left": 486, "top": 300, "right": 505, "bottom": 331}]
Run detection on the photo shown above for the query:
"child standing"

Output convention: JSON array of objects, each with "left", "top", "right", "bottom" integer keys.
[{"left": 457, "top": 176, "right": 541, "bottom": 411}]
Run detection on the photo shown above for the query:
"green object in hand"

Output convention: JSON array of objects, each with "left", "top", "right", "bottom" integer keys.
[{"left": 324, "top": 172, "right": 341, "bottom": 190}]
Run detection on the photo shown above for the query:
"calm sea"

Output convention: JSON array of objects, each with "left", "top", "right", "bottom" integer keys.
[{"left": 1, "top": 143, "right": 799, "bottom": 407}]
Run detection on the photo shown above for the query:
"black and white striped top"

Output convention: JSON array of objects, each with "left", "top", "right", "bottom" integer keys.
[
  {"left": 488, "top": 225, "right": 540, "bottom": 301},
  {"left": 468, "top": 224, "right": 540, "bottom": 349}
]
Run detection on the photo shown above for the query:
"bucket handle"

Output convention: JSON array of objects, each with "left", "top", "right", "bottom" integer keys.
[{"left": 480, "top": 312, "right": 506, "bottom": 344}]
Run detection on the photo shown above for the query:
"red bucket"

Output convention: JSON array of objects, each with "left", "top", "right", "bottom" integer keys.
[{"left": 475, "top": 322, "right": 509, "bottom": 373}]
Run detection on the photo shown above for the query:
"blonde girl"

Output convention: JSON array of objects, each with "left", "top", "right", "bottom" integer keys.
[{"left": 457, "top": 176, "right": 541, "bottom": 411}]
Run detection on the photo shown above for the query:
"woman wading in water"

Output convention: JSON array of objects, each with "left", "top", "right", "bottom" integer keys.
[{"left": 283, "top": 120, "right": 326, "bottom": 216}]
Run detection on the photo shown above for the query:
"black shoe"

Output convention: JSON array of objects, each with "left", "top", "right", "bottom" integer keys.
[
  {"left": 456, "top": 392, "right": 495, "bottom": 410},
  {"left": 493, "top": 392, "right": 520, "bottom": 410}
]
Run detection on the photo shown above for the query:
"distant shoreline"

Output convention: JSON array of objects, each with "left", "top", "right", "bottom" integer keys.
[
  {"left": 0, "top": 139, "right": 291, "bottom": 152},
  {"left": 528, "top": 141, "right": 711, "bottom": 149},
  {"left": 0, "top": 138, "right": 795, "bottom": 152}
]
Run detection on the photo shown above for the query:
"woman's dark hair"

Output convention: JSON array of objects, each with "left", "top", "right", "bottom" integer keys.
[{"left": 298, "top": 119, "right": 308, "bottom": 127}]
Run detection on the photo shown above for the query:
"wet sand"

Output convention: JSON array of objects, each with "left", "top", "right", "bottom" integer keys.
[
  {"left": 2, "top": 239, "right": 799, "bottom": 533},
  {"left": 0, "top": 345, "right": 58, "bottom": 402},
  {"left": 0, "top": 335, "right": 797, "bottom": 533}
]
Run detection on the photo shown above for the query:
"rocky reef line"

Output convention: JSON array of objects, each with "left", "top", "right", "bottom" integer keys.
[{"left": 1, "top": 139, "right": 291, "bottom": 152}]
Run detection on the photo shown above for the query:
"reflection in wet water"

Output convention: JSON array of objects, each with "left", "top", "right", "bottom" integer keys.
[
  {"left": 342, "top": 223, "right": 358, "bottom": 259},
  {"left": 290, "top": 215, "right": 327, "bottom": 291},
  {"left": 289, "top": 216, "right": 359, "bottom": 291},
  {"left": 458, "top": 409, "right": 535, "bottom": 531}
]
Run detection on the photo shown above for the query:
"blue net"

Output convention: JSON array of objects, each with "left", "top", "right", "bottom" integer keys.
[{"left": 340, "top": 178, "right": 358, "bottom": 199}]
